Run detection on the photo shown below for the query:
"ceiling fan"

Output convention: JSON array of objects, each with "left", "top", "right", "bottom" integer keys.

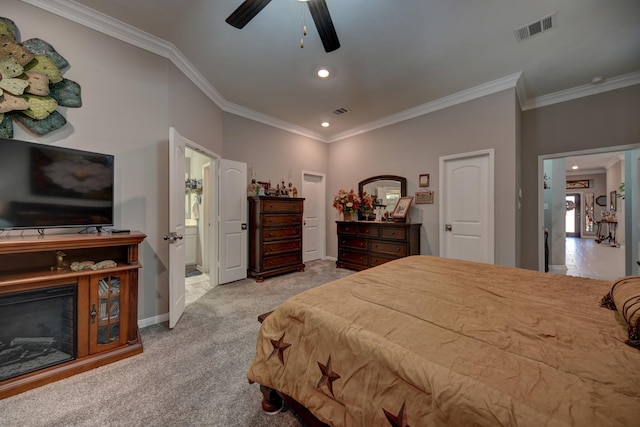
[{"left": 225, "top": 0, "right": 341, "bottom": 52}]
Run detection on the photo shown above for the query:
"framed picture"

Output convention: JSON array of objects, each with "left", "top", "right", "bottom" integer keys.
[
  {"left": 415, "top": 190, "right": 434, "bottom": 204},
  {"left": 566, "top": 179, "right": 589, "bottom": 189},
  {"left": 392, "top": 196, "right": 413, "bottom": 219},
  {"left": 419, "top": 174, "right": 430, "bottom": 187}
]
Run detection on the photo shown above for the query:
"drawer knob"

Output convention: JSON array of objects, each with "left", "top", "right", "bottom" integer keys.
[
  {"left": 391, "top": 231, "right": 395, "bottom": 235},
  {"left": 269, "top": 232, "right": 274, "bottom": 237}
]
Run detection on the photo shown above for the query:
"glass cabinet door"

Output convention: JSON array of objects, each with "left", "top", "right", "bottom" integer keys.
[
  {"left": 97, "top": 276, "right": 120, "bottom": 344},
  {"left": 90, "top": 273, "right": 127, "bottom": 353}
]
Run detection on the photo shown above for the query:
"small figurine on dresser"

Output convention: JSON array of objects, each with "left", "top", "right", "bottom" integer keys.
[{"left": 288, "top": 182, "right": 298, "bottom": 197}]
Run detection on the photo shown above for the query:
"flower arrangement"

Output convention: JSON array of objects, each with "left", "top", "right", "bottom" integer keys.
[
  {"left": 332, "top": 189, "right": 361, "bottom": 214},
  {"left": 361, "top": 191, "right": 374, "bottom": 215}
]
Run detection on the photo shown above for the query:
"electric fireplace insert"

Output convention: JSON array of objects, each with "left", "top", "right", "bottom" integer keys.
[{"left": 0, "top": 284, "right": 76, "bottom": 382}]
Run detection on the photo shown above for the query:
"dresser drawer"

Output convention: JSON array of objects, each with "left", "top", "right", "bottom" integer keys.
[
  {"left": 338, "top": 250, "right": 368, "bottom": 266},
  {"left": 380, "top": 227, "right": 407, "bottom": 241},
  {"left": 370, "top": 254, "right": 397, "bottom": 267},
  {"left": 262, "top": 200, "right": 303, "bottom": 213},
  {"left": 264, "top": 214, "right": 301, "bottom": 226},
  {"left": 263, "top": 252, "right": 302, "bottom": 270},
  {"left": 264, "top": 239, "right": 301, "bottom": 255},
  {"left": 338, "top": 236, "right": 368, "bottom": 250},
  {"left": 337, "top": 223, "right": 357, "bottom": 235},
  {"left": 357, "top": 224, "right": 379, "bottom": 238},
  {"left": 263, "top": 227, "right": 301, "bottom": 241},
  {"left": 370, "top": 240, "right": 407, "bottom": 256}
]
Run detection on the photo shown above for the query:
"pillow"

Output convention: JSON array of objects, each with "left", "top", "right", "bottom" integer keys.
[{"left": 601, "top": 276, "right": 640, "bottom": 344}]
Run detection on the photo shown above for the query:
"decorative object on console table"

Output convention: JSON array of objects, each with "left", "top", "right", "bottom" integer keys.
[
  {"left": 0, "top": 231, "right": 145, "bottom": 399},
  {"left": 248, "top": 196, "right": 305, "bottom": 282},
  {"left": 336, "top": 221, "right": 420, "bottom": 271}
]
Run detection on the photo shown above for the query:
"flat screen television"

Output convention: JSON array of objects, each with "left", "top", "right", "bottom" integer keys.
[{"left": 0, "top": 138, "right": 114, "bottom": 230}]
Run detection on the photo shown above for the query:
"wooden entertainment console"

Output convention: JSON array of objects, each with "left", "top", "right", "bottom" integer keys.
[{"left": 0, "top": 231, "right": 145, "bottom": 399}]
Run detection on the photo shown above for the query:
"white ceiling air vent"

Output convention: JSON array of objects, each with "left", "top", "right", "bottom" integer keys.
[
  {"left": 333, "top": 107, "right": 350, "bottom": 115},
  {"left": 515, "top": 12, "right": 556, "bottom": 42}
]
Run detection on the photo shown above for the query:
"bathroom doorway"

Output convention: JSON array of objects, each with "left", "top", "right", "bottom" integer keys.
[{"left": 185, "top": 147, "right": 218, "bottom": 306}]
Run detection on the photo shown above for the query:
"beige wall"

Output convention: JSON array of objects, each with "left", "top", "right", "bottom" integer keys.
[
  {"left": 7, "top": 0, "right": 640, "bottom": 323},
  {"left": 327, "top": 89, "right": 519, "bottom": 266},
  {"left": 6, "top": 1, "right": 225, "bottom": 321},
  {"left": 222, "top": 113, "right": 328, "bottom": 191},
  {"left": 521, "top": 85, "right": 640, "bottom": 269}
]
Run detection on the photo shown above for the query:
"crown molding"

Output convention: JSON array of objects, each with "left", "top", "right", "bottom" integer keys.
[
  {"left": 328, "top": 72, "right": 523, "bottom": 142},
  {"left": 224, "top": 102, "right": 327, "bottom": 142},
  {"left": 21, "top": 0, "right": 227, "bottom": 109},
  {"left": 22, "top": 0, "right": 640, "bottom": 143},
  {"left": 566, "top": 168, "right": 605, "bottom": 176},
  {"left": 521, "top": 71, "right": 640, "bottom": 111}
]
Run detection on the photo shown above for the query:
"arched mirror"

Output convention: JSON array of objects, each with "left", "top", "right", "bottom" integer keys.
[{"left": 358, "top": 175, "right": 407, "bottom": 219}]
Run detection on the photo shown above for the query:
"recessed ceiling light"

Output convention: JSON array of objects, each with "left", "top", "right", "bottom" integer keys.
[
  {"left": 321, "top": 122, "right": 330, "bottom": 127},
  {"left": 317, "top": 68, "right": 330, "bottom": 78},
  {"left": 571, "top": 165, "right": 579, "bottom": 170}
]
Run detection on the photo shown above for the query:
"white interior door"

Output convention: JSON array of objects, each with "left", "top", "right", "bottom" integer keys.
[
  {"left": 167, "top": 127, "right": 187, "bottom": 328},
  {"left": 440, "top": 149, "right": 494, "bottom": 263},
  {"left": 219, "top": 159, "right": 247, "bottom": 284},
  {"left": 202, "top": 163, "right": 211, "bottom": 274},
  {"left": 302, "top": 171, "right": 325, "bottom": 262}
]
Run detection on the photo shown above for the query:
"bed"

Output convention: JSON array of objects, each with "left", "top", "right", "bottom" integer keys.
[{"left": 247, "top": 256, "right": 640, "bottom": 426}]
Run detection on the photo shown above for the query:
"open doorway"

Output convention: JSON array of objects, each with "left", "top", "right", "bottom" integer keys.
[
  {"left": 540, "top": 149, "right": 628, "bottom": 280},
  {"left": 565, "top": 193, "right": 580, "bottom": 237},
  {"left": 185, "top": 147, "right": 218, "bottom": 306}
]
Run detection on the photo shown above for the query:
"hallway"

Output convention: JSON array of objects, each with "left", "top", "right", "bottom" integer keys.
[{"left": 564, "top": 237, "right": 625, "bottom": 281}]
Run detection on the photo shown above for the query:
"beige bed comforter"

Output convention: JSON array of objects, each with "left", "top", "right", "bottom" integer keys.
[{"left": 247, "top": 256, "right": 640, "bottom": 426}]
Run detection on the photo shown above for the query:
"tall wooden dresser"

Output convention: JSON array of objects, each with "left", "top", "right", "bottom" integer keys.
[
  {"left": 336, "top": 221, "right": 421, "bottom": 271},
  {"left": 248, "top": 196, "right": 305, "bottom": 282}
]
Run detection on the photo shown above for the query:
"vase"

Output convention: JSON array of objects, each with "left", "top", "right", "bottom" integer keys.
[{"left": 342, "top": 212, "right": 352, "bottom": 221}]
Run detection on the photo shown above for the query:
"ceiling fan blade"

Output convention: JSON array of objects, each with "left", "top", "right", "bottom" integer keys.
[
  {"left": 226, "top": 0, "right": 273, "bottom": 29},
  {"left": 307, "top": 0, "right": 341, "bottom": 52}
]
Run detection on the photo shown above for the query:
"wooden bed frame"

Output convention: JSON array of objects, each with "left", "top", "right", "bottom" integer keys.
[{"left": 257, "top": 311, "right": 329, "bottom": 427}]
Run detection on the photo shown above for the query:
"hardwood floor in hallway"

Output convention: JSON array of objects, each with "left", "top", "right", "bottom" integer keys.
[{"left": 564, "top": 237, "right": 625, "bottom": 281}]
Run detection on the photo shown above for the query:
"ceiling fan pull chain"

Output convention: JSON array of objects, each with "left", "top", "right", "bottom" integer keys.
[{"left": 300, "top": 3, "right": 307, "bottom": 48}]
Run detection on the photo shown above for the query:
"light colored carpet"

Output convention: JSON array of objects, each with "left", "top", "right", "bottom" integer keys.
[{"left": 0, "top": 260, "right": 352, "bottom": 427}]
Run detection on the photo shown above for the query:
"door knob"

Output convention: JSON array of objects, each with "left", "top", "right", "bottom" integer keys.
[
  {"left": 163, "top": 232, "right": 183, "bottom": 243},
  {"left": 445, "top": 224, "right": 452, "bottom": 231}
]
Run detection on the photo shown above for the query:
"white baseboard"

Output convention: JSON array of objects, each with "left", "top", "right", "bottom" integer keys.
[
  {"left": 138, "top": 313, "right": 168, "bottom": 328},
  {"left": 323, "top": 256, "right": 337, "bottom": 261},
  {"left": 549, "top": 264, "right": 568, "bottom": 273}
]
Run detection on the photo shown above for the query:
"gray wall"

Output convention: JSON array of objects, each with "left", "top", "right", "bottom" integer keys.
[
  {"left": 7, "top": 0, "right": 640, "bottom": 324},
  {"left": 6, "top": 1, "right": 225, "bottom": 322},
  {"left": 222, "top": 113, "right": 329, "bottom": 191},
  {"left": 520, "top": 85, "right": 640, "bottom": 269},
  {"left": 326, "top": 89, "right": 519, "bottom": 266}
]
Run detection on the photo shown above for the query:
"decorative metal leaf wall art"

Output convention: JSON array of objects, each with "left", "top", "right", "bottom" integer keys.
[{"left": 0, "top": 17, "right": 82, "bottom": 138}]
